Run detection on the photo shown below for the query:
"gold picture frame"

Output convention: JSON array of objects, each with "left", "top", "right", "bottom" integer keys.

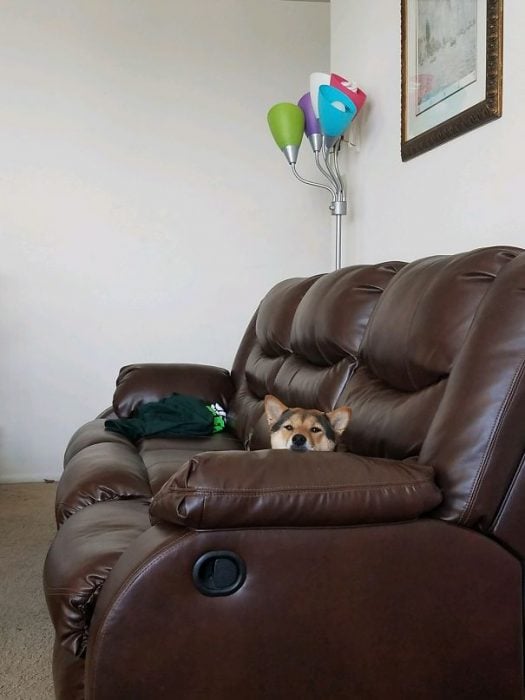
[{"left": 401, "top": 0, "right": 503, "bottom": 161}]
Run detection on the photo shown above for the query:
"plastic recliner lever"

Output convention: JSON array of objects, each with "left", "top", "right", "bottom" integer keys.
[{"left": 192, "top": 551, "right": 246, "bottom": 597}]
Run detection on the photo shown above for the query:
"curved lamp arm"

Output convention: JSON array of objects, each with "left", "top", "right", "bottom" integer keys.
[
  {"left": 332, "top": 142, "right": 345, "bottom": 198},
  {"left": 314, "top": 151, "right": 339, "bottom": 193},
  {"left": 290, "top": 164, "right": 336, "bottom": 200},
  {"left": 323, "top": 144, "right": 344, "bottom": 198}
]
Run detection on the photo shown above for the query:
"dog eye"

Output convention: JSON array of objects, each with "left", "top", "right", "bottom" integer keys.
[
  {"left": 310, "top": 426, "right": 322, "bottom": 433},
  {"left": 283, "top": 424, "right": 294, "bottom": 431}
]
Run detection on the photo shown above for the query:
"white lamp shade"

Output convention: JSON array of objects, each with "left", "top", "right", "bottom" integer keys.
[{"left": 309, "top": 72, "right": 331, "bottom": 119}]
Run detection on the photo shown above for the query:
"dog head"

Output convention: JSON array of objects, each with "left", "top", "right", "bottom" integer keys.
[{"left": 264, "top": 395, "right": 351, "bottom": 452}]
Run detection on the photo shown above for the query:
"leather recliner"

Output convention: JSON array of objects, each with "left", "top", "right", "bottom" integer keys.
[{"left": 44, "top": 246, "right": 525, "bottom": 699}]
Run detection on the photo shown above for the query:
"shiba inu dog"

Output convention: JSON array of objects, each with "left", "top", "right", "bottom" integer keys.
[{"left": 264, "top": 395, "right": 351, "bottom": 452}]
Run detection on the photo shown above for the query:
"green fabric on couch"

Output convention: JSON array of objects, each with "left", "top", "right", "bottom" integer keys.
[{"left": 105, "top": 393, "right": 226, "bottom": 442}]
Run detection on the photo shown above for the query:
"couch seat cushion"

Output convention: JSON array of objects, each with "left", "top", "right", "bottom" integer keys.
[{"left": 139, "top": 432, "right": 243, "bottom": 494}]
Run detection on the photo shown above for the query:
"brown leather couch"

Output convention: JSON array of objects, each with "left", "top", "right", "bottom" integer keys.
[{"left": 44, "top": 246, "right": 525, "bottom": 699}]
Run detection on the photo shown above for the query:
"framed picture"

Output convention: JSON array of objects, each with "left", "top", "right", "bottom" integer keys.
[{"left": 401, "top": 0, "right": 503, "bottom": 161}]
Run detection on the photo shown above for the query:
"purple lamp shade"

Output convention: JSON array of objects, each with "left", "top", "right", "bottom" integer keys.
[
  {"left": 298, "top": 93, "right": 320, "bottom": 137},
  {"left": 298, "top": 92, "right": 323, "bottom": 153}
]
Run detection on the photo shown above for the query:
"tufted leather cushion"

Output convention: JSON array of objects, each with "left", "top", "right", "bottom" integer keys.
[
  {"left": 229, "top": 261, "right": 403, "bottom": 450},
  {"left": 340, "top": 247, "right": 522, "bottom": 466},
  {"left": 255, "top": 276, "right": 321, "bottom": 357},
  {"left": 362, "top": 248, "right": 518, "bottom": 391},
  {"left": 290, "top": 263, "right": 405, "bottom": 366}
]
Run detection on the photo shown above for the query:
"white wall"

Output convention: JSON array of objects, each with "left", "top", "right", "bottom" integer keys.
[
  {"left": 0, "top": 0, "right": 330, "bottom": 481},
  {"left": 331, "top": 0, "right": 525, "bottom": 265}
]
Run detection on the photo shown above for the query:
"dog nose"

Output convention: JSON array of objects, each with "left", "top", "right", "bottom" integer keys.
[{"left": 292, "top": 434, "right": 306, "bottom": 447}]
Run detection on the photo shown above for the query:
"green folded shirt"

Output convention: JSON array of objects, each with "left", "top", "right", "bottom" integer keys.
[{"left": 105, "top": 393, "right": 227, "bottom": 442}]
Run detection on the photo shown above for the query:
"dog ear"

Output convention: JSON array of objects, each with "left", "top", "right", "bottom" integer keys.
[
  {"left": 326, "top": 406, "right": 352, "bottom": 435},
  {"left": 264, "top": 395, "right": 288, "bottom": 427}
]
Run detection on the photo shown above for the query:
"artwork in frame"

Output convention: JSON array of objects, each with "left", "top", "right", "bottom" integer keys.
[{"left": 401, "top": 0, "right": 503, "bottom": 161}]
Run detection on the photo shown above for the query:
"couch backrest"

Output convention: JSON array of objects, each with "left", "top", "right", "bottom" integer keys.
[
  {"left": 229, "top": 246, "right": 525, "bottom": 541},
  {"left": 229, "top": 261, "right": 404, "bottom": 451}
]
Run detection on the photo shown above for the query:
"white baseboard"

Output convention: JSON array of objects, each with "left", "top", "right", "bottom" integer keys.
[{"left": 0, "top": 474, "right": 58, "bottom": 484}]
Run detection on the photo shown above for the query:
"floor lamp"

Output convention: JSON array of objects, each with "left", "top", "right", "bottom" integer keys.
[{"left": 267, "top": 73, "right": 366, "bottom": 270}]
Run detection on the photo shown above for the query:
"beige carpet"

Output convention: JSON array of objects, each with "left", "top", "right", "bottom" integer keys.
[{"left": 0, "top": 482, "right": 57, "bottom": 700}]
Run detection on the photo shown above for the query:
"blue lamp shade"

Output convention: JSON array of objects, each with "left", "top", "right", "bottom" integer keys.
[{"left": 318, "top": 85, "right": 357, "bottom": 139}]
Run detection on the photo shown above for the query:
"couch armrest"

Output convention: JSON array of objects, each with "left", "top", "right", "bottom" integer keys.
[
  {"left": 149, "top": 450, "right": 442, "bottom": 529},
  {"left": 113, "top": 363, "right": 235, "bottom": 418}
]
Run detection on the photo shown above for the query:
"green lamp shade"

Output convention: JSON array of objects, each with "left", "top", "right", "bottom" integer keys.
[{"left": 267, "top": 103, "right": 305, "bottom": 150}]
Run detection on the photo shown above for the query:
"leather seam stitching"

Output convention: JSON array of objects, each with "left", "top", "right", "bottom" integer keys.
[
  {"left": 460, "top": 358, "right": 525, "bottom": 525},
  {"left": 158, "top": 482, "right": 431, "bottom": 498},
  {"left": 491, "top": 452, "right": 525, "bottom": 532}
]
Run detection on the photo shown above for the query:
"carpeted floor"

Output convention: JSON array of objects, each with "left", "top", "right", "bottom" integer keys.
[{"left": 0, "top": 482, "right": 57, "bottom": 700}]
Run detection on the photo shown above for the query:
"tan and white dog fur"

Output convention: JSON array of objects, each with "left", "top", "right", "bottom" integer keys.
[{"left": 264, "top": 395, "right": 351, "bottom": 452}]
